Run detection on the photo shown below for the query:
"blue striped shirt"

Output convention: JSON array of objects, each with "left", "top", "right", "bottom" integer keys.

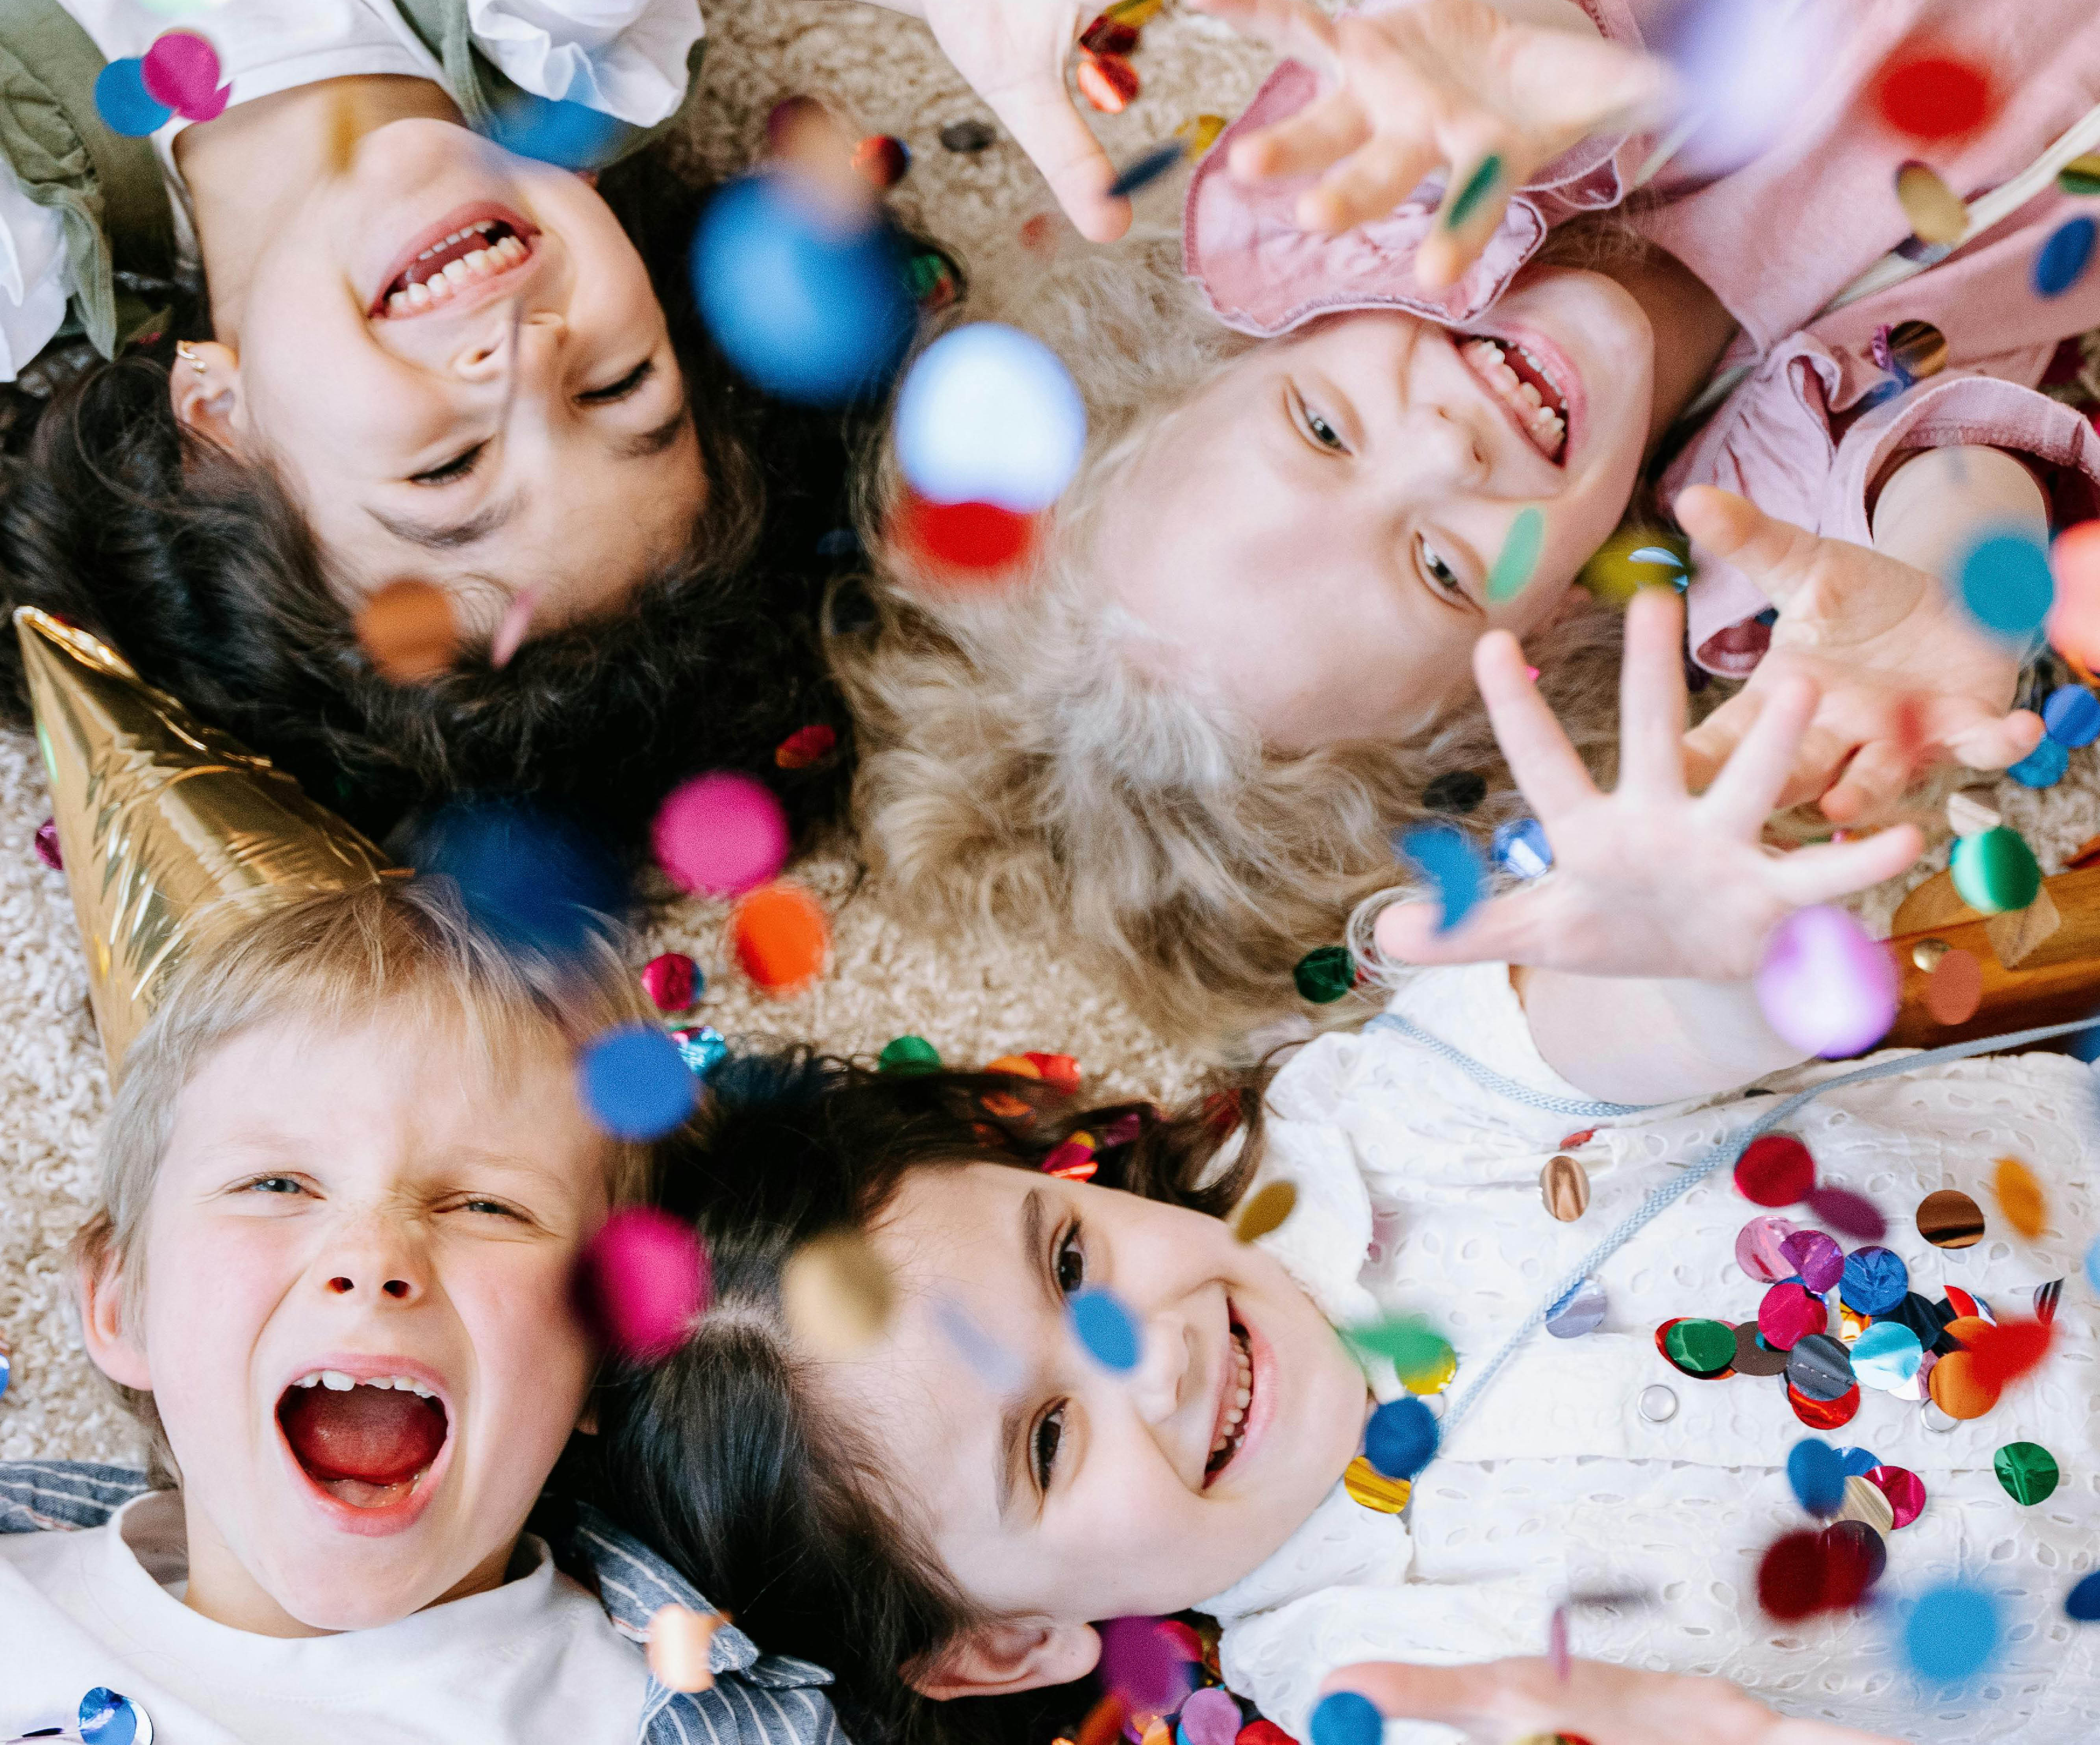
[{"left": 0, "top": 1461, "right": 843, "bottom": 1745}]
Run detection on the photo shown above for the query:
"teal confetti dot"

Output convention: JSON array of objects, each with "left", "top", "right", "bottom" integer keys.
[
  {"left": 1069, "top": 1286, "right": 1141, "bottom": 1372},
  {"left": 1904, "top": 1582, "right": 2002, "bottom": 1682},
  {"left": 2007, "top": 736, "right": 2069, "bottom": 788},
  {"left": 1310, "top": 1691, "right": 1383, "bottom": 1745},
  {"left": 1957, "top": 532, "right": 2054, "bottom": 640},
  {"left": 1396, "top": 824, "right": 1484, "bottom": 933},
  {"left": 1487, "top": 505, "right": 1546, "bottom": 603}
]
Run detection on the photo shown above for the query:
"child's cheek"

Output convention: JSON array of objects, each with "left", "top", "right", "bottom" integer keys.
[
  {"left": 448, "top": 1238, "right": 597, "bottom": 1428},
  {"left": 140, "top": 1215, "right": 301, "bottom": 1463}
]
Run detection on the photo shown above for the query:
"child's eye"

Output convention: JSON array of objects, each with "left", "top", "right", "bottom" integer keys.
[
  {"left": 1416, "top": 532, "right": 1464, "bottom": 593},
  {"left": 238, "top": 1175, "right": 306, "bottom": 1197},
  {"left": 1290, "top": 388, "right": 1346, "bottom": 454},
  {"left": 1053, "top": 1222, "right": 1086, "bottom": 1295},
  {"left": 1032, "top": 1405, "right": 1066, "bottom": 1489},
  {"left": 578, "top": 358, "right": 654, "bottom": 404},
  {"left": 409, "top": 442, "right": 486, "bottom": 486},
  {"left": 451, "top": 1197, "right": 525, "bottom": 1220}
]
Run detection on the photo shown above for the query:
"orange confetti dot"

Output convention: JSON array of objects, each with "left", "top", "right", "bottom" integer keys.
[
  {"left": 1077, "top": 50, "right": 1140, "bottom": 115},
  {"left": 356, "top": 579, "right": 457, "bottom": 682},
  {"left": 1993, "top": 1155, "right": 2046, "bottom": 1239},
  {"left": 1077, "top": 1694, "right": 1128, "bottom": 1745},
  {"left": 1926, "top": 1348, "right": 2001, "bottom": 1420},
  {"left": 985, "top": 1054, "right": 1044, "bottom": 1079},
  {"left": 729, "top": 881, "right": 829, "bottom": 995}
]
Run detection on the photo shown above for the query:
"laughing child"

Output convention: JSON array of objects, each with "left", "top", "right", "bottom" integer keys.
[
  {"left": 0, "top": 880, "right": 838, "bottom": 1745},
  {"left": 0, "top": 0, "right": 857, "bottom": 846},
  {"left": 835, "top": 0, "right": 2100, "bottom": 1043},
  {"left": 597, "top": 590, "right": 2096, "bottom": 1744}
]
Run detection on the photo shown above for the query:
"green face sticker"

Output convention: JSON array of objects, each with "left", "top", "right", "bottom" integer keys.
[
  {"left": 1444, "top": 154, "right": 1504, "bottom": 229},
  {"left": 1486, "top": 504, "right": 1546, "bottom": 603}
]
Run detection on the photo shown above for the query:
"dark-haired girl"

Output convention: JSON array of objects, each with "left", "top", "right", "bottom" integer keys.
[
  {"left": 592, "top": 596, "right": 2093, "bottom": 1745},
  {"left": 0, "top": 0, "right": 863, "bottom": 842}
]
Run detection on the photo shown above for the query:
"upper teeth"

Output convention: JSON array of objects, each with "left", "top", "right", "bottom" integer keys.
[
  {"left": 291, "top": 1370, "right": 435, "bottom": 1398},
  {"left": 384, "top": 227, "right": 529, "bottom": 316},
  {"left": 1210, "top": 1330, "right": 1254, "bottom": 1460},
  {"left": 1461, "top": 337, "right": 1567, "bottom": 458},
  {"left": 417, "top": 220, "right": 499, "bottom": 261}
]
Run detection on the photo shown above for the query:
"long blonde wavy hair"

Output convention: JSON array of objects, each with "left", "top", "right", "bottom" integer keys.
[{"left": 833, "top": 211, "right": 1633, "bottom": 1050}]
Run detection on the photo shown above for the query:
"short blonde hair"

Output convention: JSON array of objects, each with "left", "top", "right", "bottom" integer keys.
[
  {"left": 834, "top": 221, "right": 1629, "bottom": 1047},
  {"left": 73, "top": 878, "right": 659, "bottom": 1473}
]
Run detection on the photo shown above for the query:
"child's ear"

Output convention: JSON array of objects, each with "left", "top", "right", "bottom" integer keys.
[
  {"left": 905, "top": 1620, "right": 1101, "bottom": 1701},
  {"left": 76, "top": 1239, "right": 152, "bottom": 1392},
  {"left": 168, "top": 341, "right": 245, "bottom": 451}
]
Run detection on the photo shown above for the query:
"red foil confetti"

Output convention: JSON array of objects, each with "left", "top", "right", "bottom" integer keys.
[
  {"left": 897, "top": 493, "right": 1038, "bottom": 575},
  {"left": 775, "top": 724, "right": 838, "bottom": 770},
  {"left": 1077, "top": 50, "right": 1140, "bottom": 114},
  {"left": 1735, "top": 1134, "right": 1815, "bottom": 1206},
  {"left": 1872, "top": 49, "right": 1997, "bottom": 143}
]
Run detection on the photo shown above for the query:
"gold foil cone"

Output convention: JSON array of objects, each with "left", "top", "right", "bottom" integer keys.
[{"left": 17, "top": 607, "right": 395, "bottom": 1067}]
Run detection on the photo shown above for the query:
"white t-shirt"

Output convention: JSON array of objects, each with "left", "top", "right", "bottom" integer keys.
[
  {"left": 0, "top": 1489, "right": 649, "bottom": 1743},
  {"left": 0, "top": 0, "right": 706, "bottom": 379},
  {"left": 1203, "top": 963, "right": 2100, "bottom": 1745}
]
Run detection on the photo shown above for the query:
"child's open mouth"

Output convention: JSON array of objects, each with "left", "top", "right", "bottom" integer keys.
[
  {"left": 1205, "top": 1319, "right": 1255, "bottom": 1482},
  {"left": 1459, "top": 334, "right": 1569, "bottom": 463},
  {"left": 278, "top": 1368, "right": 450, "bottom": 1517},
  {"left": 370, "top": 207, "right": 540, "bottom": 320}
]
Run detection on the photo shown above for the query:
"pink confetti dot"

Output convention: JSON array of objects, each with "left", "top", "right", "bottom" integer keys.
[
  {"left": 141, "top": 30, "right": 226, "bottom": 120},
  {"left": 652, "top": 772, "right": 789, "bottom": 897},
  {"left": 576, "top": 1208, "right": 710, "bottom": 1359}
]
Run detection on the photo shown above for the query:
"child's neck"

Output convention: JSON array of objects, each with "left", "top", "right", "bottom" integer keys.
[
  {"left": 180, "top": 1493, "right": 518, "bottom": 1637},
  {"left": 172, "top": 76, "right": 463, "bottom": 351},
  {"left": 1601, "top": 244, "right": 1739, "bottom": 448}
]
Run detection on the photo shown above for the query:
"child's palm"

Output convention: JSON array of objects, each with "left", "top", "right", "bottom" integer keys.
[
  {"left": 1677, "top": 487, "right": 2042, "bottom": 822},
  {"left": 1375, "top": 588, "right": 1920, "bottom": 981}
]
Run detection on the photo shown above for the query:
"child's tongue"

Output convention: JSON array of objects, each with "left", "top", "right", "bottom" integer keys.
[{"left": 280, "top": 1383, "right": 447, "bottom": 1504}]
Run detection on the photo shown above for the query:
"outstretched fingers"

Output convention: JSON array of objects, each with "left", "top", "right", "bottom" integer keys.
[
  {"left": 1474, "top": 628, "right": 1596, "bottom": 820},
  {"left": 986, "top": 73, "right": 1129, "bottom": 241},
  {"left": 1768, "top": 822, "right": 1925, "bottom": 909},
  {"left": 1615, "top": 585, "right": 1690, "bottom": 795},
  {"left": 1673, "top": 486, "right": 1823, "bottom": 610},
  {"left": 1699, "top": 673, "right": 1818, "bottom": 835}
]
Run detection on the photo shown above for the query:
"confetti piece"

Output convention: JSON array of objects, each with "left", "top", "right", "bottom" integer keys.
[
  {"left": 729, "top": 881, "right": 830, "bottom": 995},
  {"left": 140, "top": 29, "right": 222, "bottom": 117},
  {"left": 579, "top": 1025, "right": 698, "bottom": 1141},
  {"left": 1176, "top": 113, "right": 1227, "bottom": 156},
  {"left": 33, "top": 817, "right": 59, "bottom": 871},
  {"left": 1363, "top": 1395, "right": 1439, "bottom": 1480},
  {"left": 1078, "top": 1693, "right": 1130, "bottom": 1745},
  {"left": 1994, "top": 1441, "right": 2059, "bottom": 1504},
  {"left": 648, "top": 1603, "right": 721, "bottom": 1692},
  {"left": 1957, "top": 532, "right": 2055, "bottom": 640},
  {"left": 1755, "top": 905, "right": 1897, "bottom": 1057},
  {"left": 1345, "top": 1314, "right": 1454, "bottom": 1383},
  {"left": 1108, "top": 139, "right": 1187, "bottom": 199},
  {"left": 1873, "top": 51, "right": 1996, "bottom": 143},
  {"left": 652, "top": 772, "right": 789, "bottom": 898},
  {"left": 1904, "top": 1582, "right": 2001, "bottom": 1682},
  {"left": 1924, "top": 947, "right": 1984, "bottom": 1025},
  {"left": 1077, "top": 49, "right": 1140, "bottom": 113},
  {"left": 489, "top": 587, "right": 536, "bottom": 669},
  {"left": 1070, "top": 1285, "right": 1142, "bottom": 1371},
  {"left": 1735, "top": 1135, "right": 1815, "bottom": 1206},
  {"left": 355, "top": 579, "right": 458, "bottom": 682},
  {"left": 2068, "top": 1571, "right": 2100, "bottom": 1623},
  {"left": 1395, "top": 824, "right": 1484, "bottom": 933},
  {"left": 1787, "top": 1439, "right": 1846, "bottom": 1517},
  {"left": 1294, "top": 944, "right": 1356, "bottom": 1003},
  {"left": 1965, "top": 1317, "right": 2054, "bottom": 1391},
  {"left": 2034, "top": 215, "right": 2097, "bottom": 299},
  {"left": 782, "top": 1228, "right": 896, "bottom": 1355},
  {"left": 895, "top": 324, "right": 1087, "bottom": 514},
  {"left": 1492, "top": 816, "right": 1552, "bottom": 878},
  {"left": 852, "top": 134, "right": 910, "bottom": 189},
  {"left": 1309, "top": 1691, "right": 1382, "bottom": 1745},
  {"left": 79, "top": 1688, "right": 149, "bottom": 1745},
  {"left": 1805, "top": 1185, "right": 1886, "bottom": 1242},
  {"left": 1178, "top": 1687, "right": 1242, "bottom": 1745},
  {"left": 574, "top": 1209, "right": 708, "bottom": 1359},
  {"left": 1755, "top": 1530, "right": 1828, "bottom": 1621},
  {"left": 1486, "top": 505, "right": 1546, "bottom": 602},
  {"left": 897, "top": 492, "right": 1038, "bottom": 574},
  {"left": 1992, "top": 1156, "right": 2046, "bottom": 1239},
  {"left": 1233, "top": 1179, "right": 1297, "bottom": 1242},
  {"left": 93, "top": 60, "right": 172, "bottom": 136},
  {"left": 1894, "top": 160, "right": 1966, "bottom": 245},
  {"left": 1097, "top": 1617, "right": 1195, "bottom": 1714},
  {"left": 641, "top": 951, "right": 701, "bottom": 1014},
  {"left": 1548, "top": 1603, "right": 1570, "bottom": 1680}
]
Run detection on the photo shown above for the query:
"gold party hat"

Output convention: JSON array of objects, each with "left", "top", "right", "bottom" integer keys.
[{"left": 17, "top": 607, "right": 396, "bottom": 1066}]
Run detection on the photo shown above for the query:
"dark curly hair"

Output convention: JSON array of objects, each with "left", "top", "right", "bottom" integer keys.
[
  {"left": 0, "top": 146, "right": 862, "bottom": 849},
  {"left": 588, "top": 1048, "right": 1268, "bottom": 1745}
]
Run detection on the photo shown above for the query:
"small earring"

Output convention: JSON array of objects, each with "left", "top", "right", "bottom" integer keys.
[{"left": 176, "top": 342, "right": 207, "bottom": 377}]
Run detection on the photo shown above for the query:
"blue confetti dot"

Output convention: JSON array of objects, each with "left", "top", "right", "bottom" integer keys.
[
  {"left": 94, "top": 60, "right": 172, "bottom": 138},
  {"left": 0, "top": 1343, "right": 9, "bottom": 1403},
  {"left": 1787, "top": 1437, "right": 1846, "bottom": 1517},
  {"left": 484, "top": 91, "right": 628, "bottom": 171},
  {"left": 2043, "top": 683, "right": 2100, "bottom": 749},
  {"left": 1957, "top": 532, "right": 2055, "bottom": 640},
  {"left": 407, "top": 798, "right": 625, "bottom": 963},
  {"left": 79, "top": 1688, "right": 144, "bottom": 1745},
  {"left": 1904, "top": 1582, "right": 2002, "bottom": 1682},
  {"left": 2068, "top": 1570, "right": 2100, "bottom": 1623},
  {"left": 2009, "top": 736, "right": 2069, "bottom": 788},
  {"left": 1068, "top": 1287, "right": 1141, "bottom": 1372},
  {"left": 1492, "top": 816, "right": 1553, "bottom": 880},
  {"left": 1835, "top": 1445, "right": 1881, "bottom": 1478},
  {"left": 1309, "top": 1690, "right": 1383, "bottom": 1745},
  {"left": 1363, "top": 1395, "right": 1439, "bottom": 1481},
  {"left": 1396, "top": 824, "right": 1484, "bottom": 933},
  {"left": 1839, "top": 1246, "right": 1909, "bottom": 1316},
  {"left": 578, "top": 1024, "right": 697, "bottom": 1140},
  {"left": 2034, "top": 215, "right": 2098, "bottom": 299},
  {"left": 692, "top": 172, "right": 914, "bottom": 406},
  {"left": 2085, "top": 1234, "right": 2100, "bottom": 1293}
]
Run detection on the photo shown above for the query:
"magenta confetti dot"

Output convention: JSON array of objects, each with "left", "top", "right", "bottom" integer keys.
[
  {"left": 1780, "top": 1229, "right": 1844, "bottom": 1293},
  {"left": 1096, "top": 1615, "right": 1195, "bottom": 1714},
  {"left": 652, "top": 771, "right": 790, "bottom": 898},
  {"left": 1805, "top": 1184, "right": 1887, "bottom": 1242},
  {"left": 1735, "top": 1215, "right": 1799, "bottom": 1281},
  {"left": 1759, "top": 1280, "right": 1826, "bottom": 1350},
  {"left": 141, "top": 29, "right": 225, "bottom": 119},
  {"left": 1177, "top": 1688, "right": 1242, "bottom": 1745},
  {"left": 576, "top": 1207, "right": 710, "bottom": 1358},
  {"left": 33, "top": 817, "right": 61, "bottom": 870},
  {"left": 641, "top": 951, "right": 701, "bottom": 1013}
]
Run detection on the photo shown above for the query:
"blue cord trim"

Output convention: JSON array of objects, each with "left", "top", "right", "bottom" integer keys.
[{"left": 1366, "top": 1012, "right": 1661, "bottom": 1119}]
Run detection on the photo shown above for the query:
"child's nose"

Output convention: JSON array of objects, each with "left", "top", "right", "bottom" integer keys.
[
  {"left": 1125, "top": 1310, "right": 1195, "bottom": 1428},
  {"left": 1405, "top": 402, "right": 1491, "bottom": 484},
  {"left": 318, "top": 1219, "right": 428, "bottom": 1305}
]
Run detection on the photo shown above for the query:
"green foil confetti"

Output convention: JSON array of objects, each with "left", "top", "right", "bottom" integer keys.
[
  {"left": 1993, "top": 1441, "right": 2059, "bottom": 1505},
  {"left": 1445, "top": 153, "right": 1504, "bottom": 229}
]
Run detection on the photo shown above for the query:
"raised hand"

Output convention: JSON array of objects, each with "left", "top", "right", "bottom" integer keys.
[
  {"left": 1373, "top": 585, "right": 1923, "bottom": 981},
  {"left": 1322, "top": 1656, "right": 1915, "bottom": 1745},
  {"left": 1676, "top": 486, "right": 2044, "bottom": 823},
  {"left": 1192, "top": 0, "right": 1669, "bottom": 286},
  {"left": 901, "top": 0, "right": 1131, "bottom": 242}
]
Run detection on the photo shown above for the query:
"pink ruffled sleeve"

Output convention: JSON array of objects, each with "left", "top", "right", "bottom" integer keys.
[{"left": 1184, "top": 0, "right": 1650, "bottom": 338}]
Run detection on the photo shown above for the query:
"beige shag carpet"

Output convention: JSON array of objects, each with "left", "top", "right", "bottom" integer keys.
[{"left": 4, "top": 2, "right": 2099, "bottom": 1474}]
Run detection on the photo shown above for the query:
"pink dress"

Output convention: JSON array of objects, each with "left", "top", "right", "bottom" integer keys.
[{"left": 1184, "top": 0, "right": 2100, "bottom": 673}]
